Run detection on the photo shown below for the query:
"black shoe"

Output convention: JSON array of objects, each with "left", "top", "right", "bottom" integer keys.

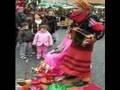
[
  {"left": 54, "top": 39, "right": 56, "bottom": 43},
  {"left": 72, "top": 80, "right": 88, "bottom": 87},
  {"left": 64, "top": 75, "right": 76, "bottom": 80}
]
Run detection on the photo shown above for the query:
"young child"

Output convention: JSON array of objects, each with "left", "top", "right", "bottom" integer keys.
[
  {"left": 17, "top": 22, "right": 34, "bottom": 59},
  {"left": 32, "top": 25, "right": 53, "bottom": 60}
]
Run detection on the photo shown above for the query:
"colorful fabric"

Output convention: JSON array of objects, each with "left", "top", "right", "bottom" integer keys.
[
  {"left": 44, "top": 36, "right": 72, "bottom": 69},
  {"left": 89, "top": 18, "right": 104, "bottom": 32},
  {"left": 16, "top": 1, "right": 26, "bottom": 7},
  {"left": 32, "top": 79, "right": 42, "bottom": 90},
  {"left": 60, "top": 43, "right": 93, "bottom": 81}
]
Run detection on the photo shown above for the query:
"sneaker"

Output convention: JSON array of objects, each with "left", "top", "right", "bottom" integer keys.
[
  {"left": 30, "top": 54, "right": 33, "bottom": 57},
  {"left": 19, "top": 56, "right": 27, "bottom": 60},
  {"left": 26, "top": 54, "right": 33, "bottom": 58},
  {"left": 19, "top": 56, "right": 24, "bottom": 59},
  {"left": 32, "top": 52, "right": 36, "bottom": 55}
]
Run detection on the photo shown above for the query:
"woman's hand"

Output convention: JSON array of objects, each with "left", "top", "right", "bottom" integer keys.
[{"left": 82, "top": 34, "right": 96, "bottom": 46}]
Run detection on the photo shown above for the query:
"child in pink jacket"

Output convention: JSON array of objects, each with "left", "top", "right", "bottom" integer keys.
[{"left": 32, "top": 25, "right": 53, "bottom": 60}]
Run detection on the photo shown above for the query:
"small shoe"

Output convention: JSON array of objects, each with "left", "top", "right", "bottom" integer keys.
[
  {"left": 20, "top": 56, "right": 27, "bottom": 60},
  {"left": 32, "top": 52, "right": 35, "bottom": 55},
  {"left": 19, "top": 56, "right": 24, "bottom": 59},
  {"left": 30, "top": 54, "right": 33, "bottom": 57},
  {"left": 23, "top": 56, "right": 27, "bottom": 60}
]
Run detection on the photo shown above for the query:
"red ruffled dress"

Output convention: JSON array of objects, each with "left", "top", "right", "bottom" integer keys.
[{"left": 60, "top": 42, "right": 93, "bottom": 82}]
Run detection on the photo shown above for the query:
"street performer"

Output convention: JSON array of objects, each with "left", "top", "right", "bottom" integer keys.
[{"left": 59, "top": 0, "right": 104, "bottom": 83}]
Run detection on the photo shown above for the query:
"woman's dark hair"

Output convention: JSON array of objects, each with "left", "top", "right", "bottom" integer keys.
[{"left": 34, "top": 12, "right": 42, "bottom": 19}]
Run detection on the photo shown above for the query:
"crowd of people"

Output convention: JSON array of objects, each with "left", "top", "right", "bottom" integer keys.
[
  {"left": 16, "top": 0, "right": 59, "bottom": 59},
  {"left": 16, "top": 0, "right": 105, "bottom": 90},
  {"left": 92, "top": 6, "right": 105, "bottom": 23}
]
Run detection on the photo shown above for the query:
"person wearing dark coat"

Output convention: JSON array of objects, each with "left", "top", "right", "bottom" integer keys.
[
  {"left": 45, "top": 11, "right": 57, "bottom": 35},
  {"left": 32, "top": 13, "right": 48, "bottom": 34},
  {"left": 17, "top": 22, "right": 34, "bottom": 59},
  {"left": 32, "top": 13, "right": 48, "bottom": 54},
  {"left": 16, "top": 13, "right": 22, "bottom": 46}
]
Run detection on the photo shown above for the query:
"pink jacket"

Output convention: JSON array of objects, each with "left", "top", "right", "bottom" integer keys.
[{"left": 33, "top": 31, "right": 53, "bottom": 47}]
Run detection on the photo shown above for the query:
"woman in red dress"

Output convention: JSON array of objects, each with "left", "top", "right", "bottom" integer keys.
[
  {"left": 60, "top": 0, "right": 104, "bottom": 82},
  {"left": 60, "top": 28, "right": 96, "bottom": 82}
]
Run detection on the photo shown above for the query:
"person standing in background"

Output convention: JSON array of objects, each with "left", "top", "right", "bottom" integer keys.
[
  {"left": 45, "top": 11, "right": 57, "bottom": 42},
  {"left": 17, "top": 22, "right": 34, "bottom": 59}
]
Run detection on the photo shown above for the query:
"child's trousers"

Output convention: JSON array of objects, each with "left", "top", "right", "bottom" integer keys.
[
  {"left": 36, "top": 45, "right": 48, "bottom": 59},
  {"left": 19, "top": 42, "right": 33, "bottom": 57}
]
